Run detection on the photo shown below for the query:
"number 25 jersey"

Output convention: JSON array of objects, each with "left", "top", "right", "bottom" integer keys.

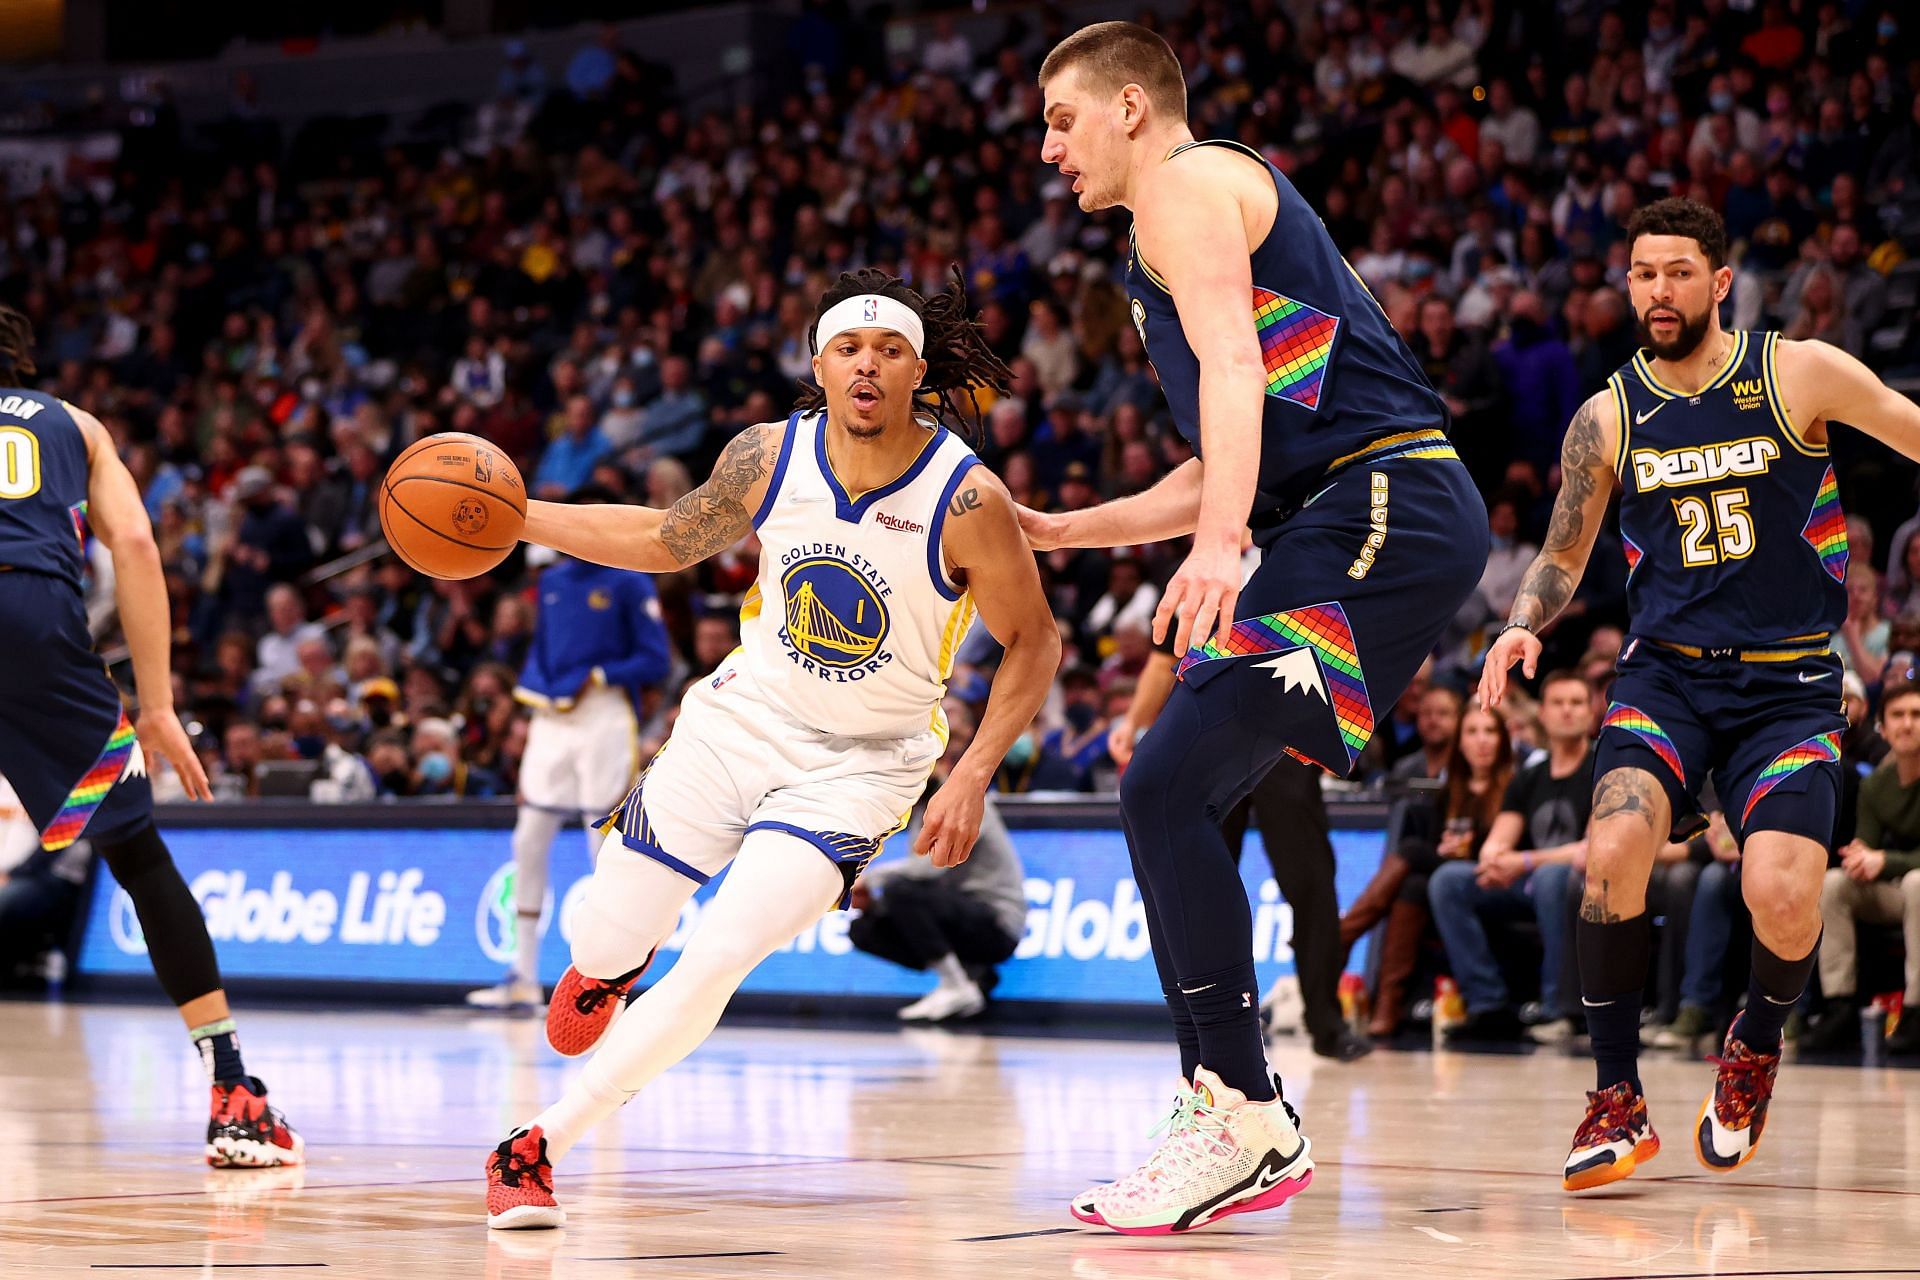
[{"left": 1609, "top": 330, "right": 1847, "bottom": 647}]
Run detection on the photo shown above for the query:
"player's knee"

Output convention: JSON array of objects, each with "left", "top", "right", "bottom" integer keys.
[
  {"left": 1899, "top": 869, "right": 1920, "bottom": 907},
  {"left": 570, "top": 896, "right": 659, "bottom": 979},
  {"left": 98, "top": 820, "right": 172, "bottom": 882},
  {"left": 1744, "top": 862, "right": 1819, "bottom": 930}
]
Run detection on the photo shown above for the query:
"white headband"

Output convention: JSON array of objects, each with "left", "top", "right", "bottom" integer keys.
[{"left": 814, "top": 293, "right": 924, "bottom": 357}]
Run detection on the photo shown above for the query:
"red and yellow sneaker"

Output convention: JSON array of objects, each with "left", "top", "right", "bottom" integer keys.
[
  {"left": 545, "top": 953, "right": 653, "bottom": 1057},
  {"left": 1563, "top": 1081, "right": 1659, "bottom": 1191},
  {"left": 486, "top": 1126, "right": 564, "bottom": 1229},
  {"left": 207, "top": 1077, "right": 304, "bottom": 1169},
  {"left": 1694, "top": 1016, "right": 1782, "bottom": 1173}
]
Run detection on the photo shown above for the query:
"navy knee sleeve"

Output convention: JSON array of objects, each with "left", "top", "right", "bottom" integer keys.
[{"left": 100, "top": 823, "right": 222, "bottom": 1007}]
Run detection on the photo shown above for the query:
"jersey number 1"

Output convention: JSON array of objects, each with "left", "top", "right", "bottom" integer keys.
[
  {"left": 0, "top": 427, "right": 40, "bottom": 499},
  {"left": 1672, "top": 487, "right": 1753, "bottom": 567}
]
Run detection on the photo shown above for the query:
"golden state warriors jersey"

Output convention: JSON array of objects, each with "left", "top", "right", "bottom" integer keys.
[
  {"left": 1610, "top": 331, "right": 1847, "bottom": 647},
  {"left": 736, "top": 410, "right": 980, "bottom": 740}
]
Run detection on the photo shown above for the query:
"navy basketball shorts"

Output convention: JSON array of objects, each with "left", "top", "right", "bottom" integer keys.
[
  {"left": 1595, "top": 637, "right": 1846, "bottom": 846},
  {"left": 1175, "top": 438, "right": 1489, "bottom": 779},
  {"left": 0, "top": 570, "right": 153, "bottom": 851}
]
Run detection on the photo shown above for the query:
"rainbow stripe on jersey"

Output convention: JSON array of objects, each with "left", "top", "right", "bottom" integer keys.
[
  {"left": 1253, "top": 287, "right": 1339, "bottom": 410},
  {"left": 1800, "top": 465, "right": 1848, "bottom": 583}
]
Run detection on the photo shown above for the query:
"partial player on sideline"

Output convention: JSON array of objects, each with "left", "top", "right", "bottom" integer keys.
[
  {"left": 0, "top": 304, "right": 300, "bottom": 1168},
  {"left": 482, "top": 268, "right": 1060, "bottom": 1229}
]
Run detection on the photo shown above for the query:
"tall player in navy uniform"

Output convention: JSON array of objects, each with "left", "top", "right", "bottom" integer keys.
[
  {"left": 1026, "top": 24, "right": 1486, "bottom": 1233},
  {"left": 1482, "top": 199, "right": 1920, "bottom": 1191},
  {"left": 0, "top": 306, "right": 301, "bottom": 1167}
]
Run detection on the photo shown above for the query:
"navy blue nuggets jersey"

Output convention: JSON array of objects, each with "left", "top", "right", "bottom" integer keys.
[
  {"left": 1609, "top": 331, "right": 1847, "bottom": 647},
  {"left": 0, "top": 389, "right": 88, "bottom": 587},
  {"left": 1126, "top": 139, "right": 1450, "bottom": 518}
]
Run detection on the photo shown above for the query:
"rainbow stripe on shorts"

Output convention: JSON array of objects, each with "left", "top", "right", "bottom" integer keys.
[
  {"left": 1602, "top": 704, "right": 1684, "bottom": 785},
  {"left": 1179, "top": 602, "right": 1374, "bottom": 770},
  {"left": 43, "top": 711, "right": 137, "bottom": 852},
  {"left": 1742, "top": 730, "right": 1842, "bottom": 825}
]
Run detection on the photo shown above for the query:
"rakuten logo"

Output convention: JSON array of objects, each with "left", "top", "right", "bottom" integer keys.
[{"left": 109, "top": 869, "right": 447, "bottom": 955}]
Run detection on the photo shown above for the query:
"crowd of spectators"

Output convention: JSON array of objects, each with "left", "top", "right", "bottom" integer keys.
[
  {"left": 0, "top": 0, "right": 1919, "bottom": 1035},
  {"left": 0, "top": 0, "right": 1916, "bottom": 814}
]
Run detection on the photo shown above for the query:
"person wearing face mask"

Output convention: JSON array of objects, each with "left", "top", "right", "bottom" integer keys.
[{"left": 409, "top": 717, "right": 499, "bottom": 799}]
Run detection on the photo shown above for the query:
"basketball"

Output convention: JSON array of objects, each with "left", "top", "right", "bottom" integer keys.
[{"left": 378, "top": 433, "right": 526, "bottom": 580}]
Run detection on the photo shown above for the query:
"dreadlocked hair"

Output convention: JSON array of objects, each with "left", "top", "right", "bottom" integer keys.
[
  {"left": 0, "top": 305, "right": 36, "bottom": 385},
  {"left": 795, "top": 265, "right": 1012, "bottom": 438}
]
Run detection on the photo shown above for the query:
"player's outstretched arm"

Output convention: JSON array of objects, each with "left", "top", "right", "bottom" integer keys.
[
  {"left": 1777, "top": 337, "right": 1920, "bottom": 459},
  {"left": 1017, "top": 455, "right": 1205, "bottom": 550},
  {"left": 522, "top": 422, "right": 778, "bottom": 573},
  {"left": 920, "top": 468, "right": 1063, "bottom": 868},
  {"left": 79, "top": 408, "right": 212, "bottom": 800},
  {"left": 1479, "top": 391, "right": 1619, "bottom": 709}
]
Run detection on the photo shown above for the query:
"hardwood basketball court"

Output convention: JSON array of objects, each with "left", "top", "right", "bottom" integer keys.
[{"left": 1, "top": 1000, "right": 1914, "bottom": 1278}]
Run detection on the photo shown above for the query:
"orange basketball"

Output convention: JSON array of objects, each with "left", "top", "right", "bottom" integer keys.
[{"left": 378, "top": 433, "right": 526, "bottom": 580}]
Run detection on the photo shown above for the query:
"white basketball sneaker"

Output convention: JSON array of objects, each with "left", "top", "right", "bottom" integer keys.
[
  {"left": 466, "top": 977, "right": 543, "bottom": 1011},
  {"left": 1069, "top": 1077, "right": 1200, "bottom": 1224},
  {"left": 1084, "top": 1067, "right": 1314, "bottom": 1235},
  {"left": 897, "top": 980, "right": 985, "bottom": 1023}
]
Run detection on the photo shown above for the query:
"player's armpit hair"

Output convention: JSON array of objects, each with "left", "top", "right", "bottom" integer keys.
[
  {"left": 657, "top": 423, "right": 780, "bottom": 567},
  {"left": 795, "top": 266, "right": 1013, "bottom": 438}
]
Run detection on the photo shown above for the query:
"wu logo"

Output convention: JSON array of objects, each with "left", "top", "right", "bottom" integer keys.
[
  {"left": 1731, "top": 379, "right": 1765, "bottom": 398},
  {"left": 781, "top": 556, "right": 889, "bottom": 668}
]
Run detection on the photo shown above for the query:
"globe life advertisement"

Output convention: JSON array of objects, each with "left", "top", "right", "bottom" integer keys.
[{"left": 78, "top": 819, "right": 1387, "bottom": 1002}]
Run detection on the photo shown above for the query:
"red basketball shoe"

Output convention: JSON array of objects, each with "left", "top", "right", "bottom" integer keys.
[
  {"left": 207, "top": 1077, "right": 304, "bottom": 1169},
  {"left": 486, "top": 1126, "right": 564, "bottom": 1229},
  {"left": 545, "top": 952, "right": 654, "bottom": 1057}
]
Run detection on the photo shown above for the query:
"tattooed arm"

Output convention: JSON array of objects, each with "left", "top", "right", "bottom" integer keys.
[
  {"left": 520, "top": 422, "right": 779, "bottom": 572},
  {"left": 1479, "top": 391, "right": 1620, "bottom": 708}
]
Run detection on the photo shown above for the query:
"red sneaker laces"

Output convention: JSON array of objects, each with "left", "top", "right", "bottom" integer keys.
[
  {"left": 494, "top": 1138, "right": 551, "bottom": 1192},
  {"left": 1573, "top": 1088, "right": 1640, "bottom": 1147}
]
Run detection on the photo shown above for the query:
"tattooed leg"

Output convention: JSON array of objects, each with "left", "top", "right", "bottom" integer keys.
[{"left": 1581, "top": 768, "right": 1669, "bottom": 922}]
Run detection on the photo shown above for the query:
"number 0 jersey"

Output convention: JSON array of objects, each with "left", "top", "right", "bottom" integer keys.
[
  {"left": 0, "top": 388, "right": 88, "bottom": 588},
  {"left": 734, "top": 409, "right": 981, "bottom": 741},
  {"left": 1610, "top": 331, "right": 1847, "bottom": 647}
]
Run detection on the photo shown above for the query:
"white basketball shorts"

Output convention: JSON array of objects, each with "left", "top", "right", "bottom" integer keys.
[
  {"left": 519, "top": 682, "right": 641, "bottom": 816},
  {"left": 604, "top": 659, "right": 943, "bottom": 908}
]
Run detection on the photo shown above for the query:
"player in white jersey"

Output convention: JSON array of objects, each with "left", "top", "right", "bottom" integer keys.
[{"left": 482, "top": 268, "right": 1061, "bottom": 1229}]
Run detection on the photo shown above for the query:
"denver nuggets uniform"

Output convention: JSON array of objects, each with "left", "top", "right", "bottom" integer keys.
[
  {"left": 0, "top": 389, "right": 152, "bottom": 852},
  {"left": 1597, "top": 331, "right": 1848, "bottom": 842},
  {"left": 1126, "top": 139, "right": 1486, "bottom": 778},
  {"left": 513, "top": 558, "right": 671, "bottom": 818},
  {"left": 605, "top": 410, "right": 980, "bottom": 906}
]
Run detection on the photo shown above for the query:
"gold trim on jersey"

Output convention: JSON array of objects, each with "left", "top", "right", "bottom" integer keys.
[
  {"left": 1763, "top": 331, "right": 1824, "bottom": 457},
  {"left": 1608, "top": 372, "right": 1631, "bottom": 477},
  {"left": 1630, "top": 331, "right": 1748, "bottom": 400},
  {"left": 1129, "top": 226, "right": 1173, "bottom": 295}
]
